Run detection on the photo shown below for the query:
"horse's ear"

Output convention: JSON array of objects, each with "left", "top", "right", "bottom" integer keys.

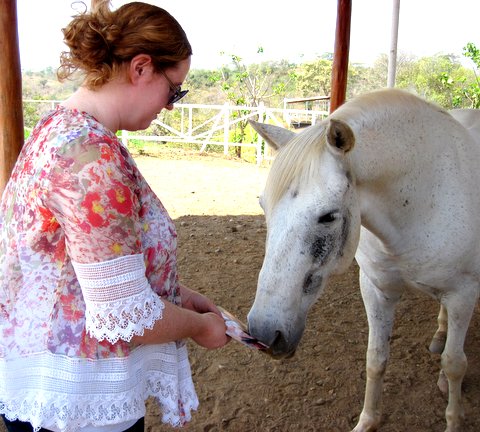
[
  {"left": 249, "top": 120, "right": 296, "bottom": 151},
  {"left": 326, "top": 119, "right": 355, "bottom": 153}
]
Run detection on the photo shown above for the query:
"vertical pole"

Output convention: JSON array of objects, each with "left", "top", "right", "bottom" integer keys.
[
  {"left": 330, "top": 0, "right": 352, "bottom": 113},
  {"left": 387, "top": 0, "right": 401, "bottom": 88},
  {"left": 223, "top": 103, "right": 229, "bottom": 155},
  {"left": 0, "top": 0, "right": 24, "bottom": 195},
  {"left": 256, "top": 102, "right": 265, "bottom": 165}
]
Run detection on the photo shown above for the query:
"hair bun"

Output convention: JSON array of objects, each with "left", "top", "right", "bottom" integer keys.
[{"left": 58, "top": 1, "right": 192, "bottom": 89}]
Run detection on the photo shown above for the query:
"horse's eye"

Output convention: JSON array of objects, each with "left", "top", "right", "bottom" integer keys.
[{"left": 318, "top": 212, "right": 337, "bottom": 224}]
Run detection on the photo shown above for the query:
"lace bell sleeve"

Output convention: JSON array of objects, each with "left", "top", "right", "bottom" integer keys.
[
  {"left": 45, "top": 135, "right": 164, "bottom": 343},
  {"left": 71, "top": 254, "right": 164, "bottom": 343}
]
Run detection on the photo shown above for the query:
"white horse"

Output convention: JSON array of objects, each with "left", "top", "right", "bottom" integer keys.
[{"left": 247, "top": 88, "right": 480, "bottom": 432}]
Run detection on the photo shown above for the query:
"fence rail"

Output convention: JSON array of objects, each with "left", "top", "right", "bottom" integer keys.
[{"left": 23, "top": 100, "right": 329, "bottom": 163}]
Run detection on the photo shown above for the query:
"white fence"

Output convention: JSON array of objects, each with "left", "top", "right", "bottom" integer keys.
[{"left": 23, "top": 100, "right": 329, "bottom": 163}]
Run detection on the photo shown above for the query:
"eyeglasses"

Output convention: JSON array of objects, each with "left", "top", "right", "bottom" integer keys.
[{"left": 160, "top": 70, "right": 189, "bottom": 105}]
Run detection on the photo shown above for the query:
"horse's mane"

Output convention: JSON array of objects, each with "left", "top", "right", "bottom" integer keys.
[
  {"left": 264, "top": 89, "right": 448, "bottom": 214},
  {"left": 264, "top": 123, "right": 327, "bottom": 215}
]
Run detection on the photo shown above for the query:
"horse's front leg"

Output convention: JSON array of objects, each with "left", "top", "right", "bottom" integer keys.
[{"left": 352, "top": 270, "right": 401, "bottom": 432}]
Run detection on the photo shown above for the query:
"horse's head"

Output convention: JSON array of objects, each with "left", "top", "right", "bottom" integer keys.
[{"left": 247, "top": 119, "right": 361, "bottom": 358}]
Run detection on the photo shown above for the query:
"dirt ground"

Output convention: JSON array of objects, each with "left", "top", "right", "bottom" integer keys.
[{"left": 137, "top": 150, "right": 480, "bottom": 432}]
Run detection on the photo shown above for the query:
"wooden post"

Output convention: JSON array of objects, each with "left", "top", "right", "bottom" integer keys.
[
  {"left": 0, "top": 0, "right": 24, "bottom": 195},
  {"left": 330, "top": 0, "right": 352, "bottom": 113}
]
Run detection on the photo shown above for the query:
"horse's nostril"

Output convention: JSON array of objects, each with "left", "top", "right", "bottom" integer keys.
[
  {"left": 271, "top": 330, "right": 288, "bottom": 352},
  {"left": 266, "top": 330, "right": 296, "bottom": 359},
  {"left": 272, "top": 330, "right": 283, "bottom": 346}
]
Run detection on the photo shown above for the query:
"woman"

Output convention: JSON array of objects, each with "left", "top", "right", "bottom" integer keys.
[{"left": 0, "top": 2, "right": 229, "bottom": 431}]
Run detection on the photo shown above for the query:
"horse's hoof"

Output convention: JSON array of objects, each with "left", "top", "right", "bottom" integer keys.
[
  {"left": 351, "top": 425, "right": 377, "bottom": 432},
  {"left": 351, "top": 413, "right": 379, "bottom": 432},
  {"left": 445, "top": 423, "right": 463, "bottom": 432}
]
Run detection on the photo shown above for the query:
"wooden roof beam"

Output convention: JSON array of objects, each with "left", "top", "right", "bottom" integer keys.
[{"left": 330, "top": 0, "right": 352, "bottom": 113}]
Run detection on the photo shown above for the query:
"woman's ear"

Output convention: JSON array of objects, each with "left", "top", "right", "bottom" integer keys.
[{"left": 129, "top": 54, "right": 154, "bottom": 83}]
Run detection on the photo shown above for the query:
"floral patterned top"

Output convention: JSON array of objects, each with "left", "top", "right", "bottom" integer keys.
[{"left": 0, "top": 107, "right": 198, "bottom": 431}]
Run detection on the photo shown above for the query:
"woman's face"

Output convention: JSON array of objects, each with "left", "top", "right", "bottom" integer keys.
[
  {"left": 157, "top": 57, "right": 191, "bottom": 111},
  {"left": 125, "top": 56, "right": 191, "bottom": 131}
]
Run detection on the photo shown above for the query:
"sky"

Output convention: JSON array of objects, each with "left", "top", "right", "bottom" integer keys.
[{"left": 16, "top": 0, "right": 480, "bottom": 72}]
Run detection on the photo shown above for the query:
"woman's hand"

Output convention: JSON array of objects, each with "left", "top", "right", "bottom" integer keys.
[
  {"left": 179, "top": 284, "right": 230, "bottom": 349},
  {"left": 192, "top": 312, "right": 230, "bottom": 349},
  {"left": 131, "top": 285, "right": 230, "bottom": 348},
  {"left": 179, "top": 284, "right": 222, "bottom": 315}
]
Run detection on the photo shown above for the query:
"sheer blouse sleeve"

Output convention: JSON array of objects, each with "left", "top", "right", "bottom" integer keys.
[{"left": 44, "top": 134, "right": 164, "bottom": 342}]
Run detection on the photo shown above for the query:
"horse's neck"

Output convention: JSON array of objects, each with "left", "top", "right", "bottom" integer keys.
[
  {"left": 351, "top": 124, "right": 424, "bottom": 185},
  {"left": 348, "top": 106, "right": 474, "bottom": 245}
]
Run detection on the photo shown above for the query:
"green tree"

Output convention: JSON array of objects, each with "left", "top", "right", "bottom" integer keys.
[
  {"left": 394, "top": 53, "right": 476, "bottom": 109},
  {"left": 295, "top": 56, "right": 332, "bottom": 97},
  {"left": 212, "top": 50, "right": 295, "bottom": 106},
  {"left": 183, "top": 68, "right": 224, "bottom": 104},
  {"left": 210, "top": 49, "right": 295, "bottom": 157},
  {"left": 460, "top": 42, "right": 480, "bottom": 108}
]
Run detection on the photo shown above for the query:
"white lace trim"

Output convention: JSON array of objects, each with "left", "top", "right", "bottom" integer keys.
[
  {"left": 0, "top": 344, "right": 199, "bottom": 432},
  {"left": 72, "top": 255, "right": 165, "bottom": 343}
]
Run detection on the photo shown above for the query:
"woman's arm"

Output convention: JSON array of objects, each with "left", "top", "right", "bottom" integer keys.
[{"left": 131, "top": 297, "right": 229, "bottom": 349}]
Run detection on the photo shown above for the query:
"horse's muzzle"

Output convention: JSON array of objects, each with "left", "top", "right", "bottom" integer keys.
[{"left": 255, "top": 329, "right": 297, "bottom": 359}]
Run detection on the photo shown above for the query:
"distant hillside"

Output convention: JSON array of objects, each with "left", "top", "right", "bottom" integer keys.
[{"left": 22, "top": 67, "right": 82, "bottom": 100}]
